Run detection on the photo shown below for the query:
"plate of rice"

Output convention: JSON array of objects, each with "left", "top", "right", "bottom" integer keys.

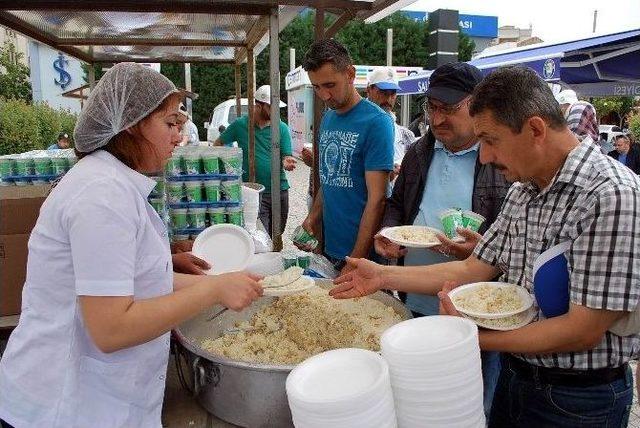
[
  {"left": 448, "top": 282, "right": 533, "bottom": 319},
  {"left": 380, "top": 226, "right": 442, "bottom": 248},
  {"left": 463, "top": 306, "right": 537, "bottom": 331}
]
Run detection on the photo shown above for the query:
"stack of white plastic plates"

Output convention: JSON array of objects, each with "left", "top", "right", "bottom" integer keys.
[
  {"left": 192, "top": 224, "right": 254, "bottom": 275},
  {"left": 381, "top": 316, "right": 485, "bottom": 428},
  {"left": 286, "top": 348, "right": 397, "bottom": 428}
]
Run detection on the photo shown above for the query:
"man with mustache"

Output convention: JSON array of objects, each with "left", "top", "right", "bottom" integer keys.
[
  {"left": 374, "top": 62, "right": 510, "bottom": 414},
  {"left": 365, "top": 67, "right": 416, "bottom": 182},
  {"left": 331, "top": 66, "right": 640, "bottom": 427},
  {"left": 297, "top": 39, "right": 394, "bottom": 273}
]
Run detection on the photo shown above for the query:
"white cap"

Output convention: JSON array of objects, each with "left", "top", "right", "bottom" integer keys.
[
  {"left": 367, "top": 67, "right": 401, "bottom": 91},
  {"left": 555, "top": 89, "right": 578, "bottom": 105},
  {"left": 255, "top": 85, "right": 286, "bottom": 108}
]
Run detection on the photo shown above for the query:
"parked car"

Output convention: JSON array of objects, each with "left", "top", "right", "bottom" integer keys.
[
  {"left": 205, "top": 98, "right": 249, "bottom": 142},
  {"left": 599, "top": 124, "right": 625, "bottom": 144}
]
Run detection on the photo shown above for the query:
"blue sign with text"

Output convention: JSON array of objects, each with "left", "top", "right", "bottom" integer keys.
[{"left": 402, "top": 11, "right": 498, "bottom": 38}]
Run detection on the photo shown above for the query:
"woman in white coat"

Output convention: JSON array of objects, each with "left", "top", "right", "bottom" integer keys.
[{"left": 0, "top": 63, "right": 263, "bottom": 428}]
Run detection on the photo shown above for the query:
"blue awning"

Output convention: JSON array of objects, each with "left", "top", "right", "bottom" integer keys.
[{"left": 398, "top": 29, "right": 640, "bottom": 96}]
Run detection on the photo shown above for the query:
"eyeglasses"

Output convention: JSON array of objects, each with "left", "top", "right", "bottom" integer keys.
[{"left": 422, "top": 97, "right": 469, "bottom": 116}]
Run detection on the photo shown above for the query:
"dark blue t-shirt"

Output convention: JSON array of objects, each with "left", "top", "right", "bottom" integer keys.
[{"left": 319, "top": 99, "right": 394, "bottom": 259}]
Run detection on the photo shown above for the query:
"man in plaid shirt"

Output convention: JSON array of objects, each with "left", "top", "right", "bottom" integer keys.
[
  {"left": 329, "top": 66, "right": 640, "bottom": 427},
  {"left": 556, "top": 89, "right": 599, "bottom": 143}
]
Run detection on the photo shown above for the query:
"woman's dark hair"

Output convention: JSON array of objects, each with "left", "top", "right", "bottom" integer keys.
[
  {"left": 469, "top": 66, "right": 566, "bottom": 133},
  {"left": 302, "top": 38, "right": 353, "bottom": 72}
]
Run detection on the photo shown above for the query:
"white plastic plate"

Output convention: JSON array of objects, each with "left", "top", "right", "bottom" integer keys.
[
  {"left": 448, "top": 282, "right": 533, "bottom": 319},
  {"left": 379, "top": 226, "right": 442, "bottom": 248},
  {"left": 463, "top": 306, "right": 537, "bottom": 331},
  {"left": 192, "top": 224, "right": 255, "bottom": 274}
]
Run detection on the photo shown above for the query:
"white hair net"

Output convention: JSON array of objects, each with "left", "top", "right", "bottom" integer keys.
[{"left": 74, "top": 62, "right": 179, "bottom": 153}]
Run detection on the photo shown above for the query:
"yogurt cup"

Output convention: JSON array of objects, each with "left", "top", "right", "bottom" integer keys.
[
  {"left": 221, "top": 178, "right": 242, "bottom": 202},
  {"left": 165, "top": 155, "right": 183, "bottom": 176},
  {"left": 282, "top": 252, "right": 298, "bottom": 269},
  {"left": 32, "top": 179, "right": 49, "bottom": 185},
  {"left": 150, "top": 177, "right": 165, "bottom": 197},
  {"left": 220, "top": 150, "right": 242, "bottom": 175},
  {"left": 292, "top": 225, "right": 319, "bottom": 250},
  {"left": 187, "top": 207, "right": 207, "bottom": 229},
  {"left": 14, "top": 178, "right": 30, "bottom": 186},
  {"left": 204, "top": 179, "right": 221, "bottom": 202},
  {"left": 0, "top": 158, "right": 16, "bottom": 177},
  {"left": 226, "top": 205, "right": 243, "bottom": 226},
  {"left": 170, "top": 208, "right": 189, "bottom": 229},
  {"left": 34, "top": 157, "right": 53, "bottom": 176},
  {"left": 15, "top": 158, "right": 35, "bottom": 176},
  {"left": 166, "top": 181, "right": 185, "bottom": 204},
  {"left": 183, "top": 152, "right": 203, "bottom": 175},
  {"left": 462, "top": 210, "right": 486, "bottom": 232},
  {"left": 207, "top": 207, "right": 226, "bottom": 225},
  {"left": 51, "top": 157, "right": 69, "bottom": 175},
  {"left": 296, "top": 251, "right": 312, "bottom": 269},
  {"left": 439, "top": 208, "right": 465, "bottom": 240},
  {"left": 184, "top": 180, "right": 203, "bottom": 203},
  {"left": 202, "top": 152, "right": 220, "bottom": 174}
]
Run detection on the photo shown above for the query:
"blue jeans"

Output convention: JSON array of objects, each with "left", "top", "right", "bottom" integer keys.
[
  {"left": 489, "top": 357, "right": 633, "bottom": 428},
  {"left": 410, "top": 310, "right": 501, "bottom": 417}
]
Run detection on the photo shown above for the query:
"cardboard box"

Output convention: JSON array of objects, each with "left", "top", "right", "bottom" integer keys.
[{"left": 0, "top": 184, "right": 50, "bottom": 316}]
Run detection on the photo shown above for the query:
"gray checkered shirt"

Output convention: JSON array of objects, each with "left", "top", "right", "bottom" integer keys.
[{"left": 474, "top": 138, "right": 640, "bottom": 369}]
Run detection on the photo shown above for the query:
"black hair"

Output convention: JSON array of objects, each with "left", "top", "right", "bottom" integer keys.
[{"left": 302, "top": 39, "right": 353, "bottom": 72}]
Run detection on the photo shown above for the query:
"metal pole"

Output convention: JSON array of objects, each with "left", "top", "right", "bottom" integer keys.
[
  {"left": 290, "top": 48, "right": 296, "bottom": 71},
  {"left": 592, "top": 10, "right": 598, "bottom": 33},
  {"left": 247, "top": 48, "right": 256, "bottom": 183},
  {"left": 269, "top": 7, "right": 282, "bottom": 251},
  {"left": 88, "top": 64, "right": 96, "bottom": 89},
  {"left": 386, "top": 28, "right": 393, "bottom": 66},
  {"left": 234, "top": 64, "right": 242, "bottom": 118},
  {"left": 184, "top": 63, "right": 193, "bottom": 116},
  {"left": 312, "top": 7, "right": 325, "bottom": 249},
  {"left": 400, "top": 95, "right": 410, "bottom": 127}
]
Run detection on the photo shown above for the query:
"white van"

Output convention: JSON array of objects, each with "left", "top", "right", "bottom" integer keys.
[
  {"left": 599, "top": 124, "right": 625, "bottom": 144},
  {"left": 205, "top": 98, "right": 249, "bottom": 142}
]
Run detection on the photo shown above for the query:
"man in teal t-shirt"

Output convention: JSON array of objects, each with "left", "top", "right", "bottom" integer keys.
[{"left": 215, "top": 85, "right": 297, "bottom": 236}]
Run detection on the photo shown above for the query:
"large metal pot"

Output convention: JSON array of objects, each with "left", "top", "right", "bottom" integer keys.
[{"left": 173, "top": 280, "right": 412, "bottom": 428}]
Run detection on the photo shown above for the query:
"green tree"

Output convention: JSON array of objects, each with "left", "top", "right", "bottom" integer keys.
[
  {"left": 592, "top": 97, "right": 634, "bottom": 127},
  {"left": 0, "top": 41, "right": 32, "bottom": 102}
]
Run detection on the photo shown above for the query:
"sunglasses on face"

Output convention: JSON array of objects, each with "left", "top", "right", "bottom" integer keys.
[{"left": 422, "top": 97, "right": 469, "bottom": 116}]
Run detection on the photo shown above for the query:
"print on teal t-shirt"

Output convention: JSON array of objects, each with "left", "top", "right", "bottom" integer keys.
[
  {"left": 219, "top": 115, "right": 292, "bottom": 192},
  {"left": 319, "top": 99, "right": 394, "bottom": 259}
]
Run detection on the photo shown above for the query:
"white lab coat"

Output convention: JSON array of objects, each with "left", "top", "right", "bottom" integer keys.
[{"left": 0, "top": 151, "right": 173, "bottom": 427}]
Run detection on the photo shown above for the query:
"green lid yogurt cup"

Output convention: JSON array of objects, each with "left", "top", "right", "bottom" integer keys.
[
  {"left": 51, "top": 157, "right": 69, "bottom": 175},
  {"left": 187, "top": 207, "right": 207, "bottom": 229},
  {"left": 220, "top": 149, "right": 242, "bottom": 175},
  {"left": 165, "top": 155, "right": 183, "bottom": 176},
  {"left": 166, "top": 181, "right": 185, "bottom": 204},
  {"left": 204, "top": 179, "right": 221, "bottom": 202},
  {"left": 282, "top": 252, "right": 298, "bottom": 269},
  {"left": 202, "top": 152, "right": 220, "bottom": 174},
  {"left": 183, "top": 152, "right": 203, "bottom": 175},
  {"left": 15, "top": 158, "right": 35, "bottom": 176},
  {"left": 0, "top": 158, "right": 15, "bottom": 178},
  {"left": 439, "top": 208, "right": 465, "bottom": 240},
  {"left": 221, "top": 178, "right": 242, "bottom": 202},
  {"left": 207, "top": 207, "right": 226, "bottom": 225},
  {"left": 184, "top": 180, "right": 203, "bottom": 203},
  {"left": 34, "top": 157, "right": 53, "bottom": 176},
  {"left": 170, "top": 208, "right": 188, "bottom": 229},
  {"left": 462, "top": 210, "right": 486, "bottom": 232},
  {"left": 226, "top": 205, "right": 243, "bottom": 226}
]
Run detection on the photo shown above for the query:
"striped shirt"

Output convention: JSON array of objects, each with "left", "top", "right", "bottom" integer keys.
[
  {"left": 566, "top": 101, "right": 599, "bottom": 143},
  {"left": 474, "top": 138, "right": 640, "bottom": 369}
]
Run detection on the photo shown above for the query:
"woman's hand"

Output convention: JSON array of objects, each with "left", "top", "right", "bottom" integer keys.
[{"left": 213, "top": 271, "right": 264, "bottom": 311}]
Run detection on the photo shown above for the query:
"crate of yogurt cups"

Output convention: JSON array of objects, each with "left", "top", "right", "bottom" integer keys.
[
  {"left": 0, "top": 149, "right": 77, "bottom": 186},
  {"left": 164, "top": 146, "right": 243, "bottom": 177}
]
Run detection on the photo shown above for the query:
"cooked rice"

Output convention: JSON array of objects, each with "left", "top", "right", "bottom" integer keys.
[
  {"left": 453, "top": 284, "right": 524, "bottom": 314},
  {"left": 391, "top": 226, "right": 438, "bottom": 244},
  {"left": 466, "top": 312, "right": 528, "bottom": 329},
  {"left": 201, "top": 287, "right": 402, "bottom": 365}
]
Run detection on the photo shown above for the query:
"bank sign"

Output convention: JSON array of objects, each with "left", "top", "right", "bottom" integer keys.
[{"left": 402, "top": 11, "right": 498, "bottom": 38}]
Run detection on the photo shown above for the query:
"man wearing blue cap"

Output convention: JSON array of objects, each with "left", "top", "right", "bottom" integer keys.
[{"left": 366, "top": 67, "right": 416, "bottom": 181}]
